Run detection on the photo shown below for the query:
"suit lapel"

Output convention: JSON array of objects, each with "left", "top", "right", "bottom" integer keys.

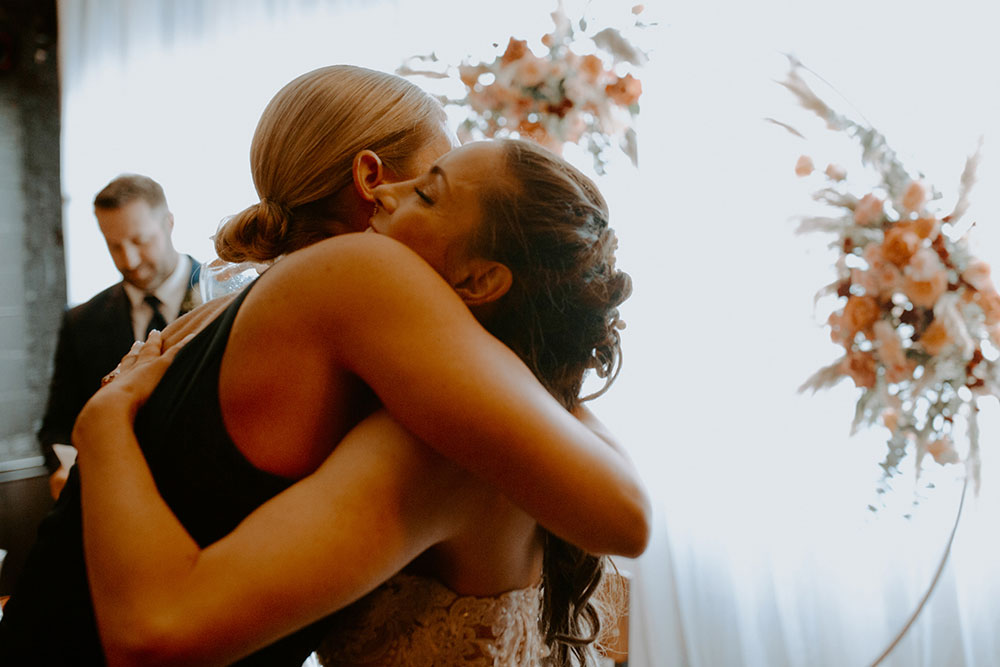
[
  {"left": 180, "top": 254, "right": 203, "bottom": 315},
  {"left": 86, "top": 284, "right": 136, "bottom": 380},
  {"left": 109, "top": 284, "right": 136, "bottom": 347}
]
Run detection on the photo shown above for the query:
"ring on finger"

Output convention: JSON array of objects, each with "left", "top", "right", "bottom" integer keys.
[{"left": 101, "top": 367, "right": 122, "bottom": 387}]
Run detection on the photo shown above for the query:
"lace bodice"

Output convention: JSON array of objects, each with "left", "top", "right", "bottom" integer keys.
[{"left": 316, "top": 573, "right": 549, "bottom": 666}]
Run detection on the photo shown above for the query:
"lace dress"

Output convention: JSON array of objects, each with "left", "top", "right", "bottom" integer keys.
[{"left": 316, "top": 573, "right": 549, "bottom": 666}]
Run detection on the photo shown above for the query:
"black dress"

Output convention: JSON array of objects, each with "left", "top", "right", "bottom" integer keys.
[{"left": 0, "top": 281, "right": 333, "bottom": 665}]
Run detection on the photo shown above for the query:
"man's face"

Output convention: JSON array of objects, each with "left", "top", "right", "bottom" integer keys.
[{"left": 95, "top": 199, "right": 178, "bottom": 291}]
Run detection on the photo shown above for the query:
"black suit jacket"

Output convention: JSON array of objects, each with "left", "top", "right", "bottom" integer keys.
[{"left": 37, "top": 255, "right": 200, "bottom": 471}]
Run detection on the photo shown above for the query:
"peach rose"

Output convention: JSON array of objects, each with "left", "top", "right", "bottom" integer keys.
[
  {"left": 632, "top": 4, "right": 645, "bottom": 14},
  {"left": 907, "top": 248, "right": 944, "bottom": 281},
  {"left": 919, "top": 318, "right": 952, "bottom": 355},
  {"left": 828, "top": 310, "right": 852, "bottom": 347},
  {"left": 579, "top": 54, "right": 605, "bottom": 83},
  {"left": 882, "top": 224, "right": 920, "bottom": 267},
  {"left": 903, "top": 271, "right": 948, "bottom": 309},
  {"left": 517, "top": 119, "right": 561, "bottom": 153},
  {"left": 863, "top": 242, "right": 886, "bottom": 266},
  {"left": 465, "top": 87, "right": 491, "bottom": 113},
  {"left": 927, "top": 437, "right": 959, "bottom": 465},
  {"left": 854, "top": 193, "right": 884, "bottom": 226},
  {"left": 978, "top": 288, "right": 1000, "bottom": 325},
  {"left": 911, "top": 217, "right": 939, "bottom": 241},
  {"left": 843, "top": 295, "right": 880, "bottom": 335},
  {"left": 515, "top": 54, "right": 548, "bottom": 88},
  {"left": 874, "top": 320, "right": 906, "bottom": 368},
  {"left": 963, "top": 260, "right": 994, "bottom": 292},
  {"left": 541, "top": 33, "right": 554, "bottom": 47},
  {"left": 487, "top": 82, "right": 527, "bottom": 110},
  {"left": 886, "top": 363, "right": 915, "bottom": 384},
  {"left": 873, "top": 263, "right": 903, "bottom": 298},
  {"left": 825, "top": 163, "right": 847, "bottom": 181},
  {"left": 872, "top": 319, "right": 915, "bottom": 383},
  {"left": 964, "top": 287, "right": 1000, "bottom": 325},
  {"left": 605, "top": 73, "right": 642, "bottom": 106},
  {"left": 902, "top": 181, "right": 926, "bottom": 213},
  {"left": 860, "top": 245, "right": 903, "bottom": 298},
  {"left": 501, "top": 37, "right": 529, "bottom": 65},
  {"left": 842, "top": 350, "right": 878, "bottom": 388},
  {"left": 795, "top": 155, "right": 814, "bottom": 177},
  {"left": 459, "top": 64, "right": 486, "bottom": 88},
  {"left": 852, "top": 268, "right": 879, "bottom": 296}
]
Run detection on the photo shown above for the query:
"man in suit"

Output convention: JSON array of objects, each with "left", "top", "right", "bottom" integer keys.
[{"left": 38, "top": 174, "right": 201, "bottom": 498}]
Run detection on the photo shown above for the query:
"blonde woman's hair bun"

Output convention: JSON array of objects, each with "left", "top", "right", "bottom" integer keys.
[{"left": 214, "top": 198, "right": 291, "bottom": 263}]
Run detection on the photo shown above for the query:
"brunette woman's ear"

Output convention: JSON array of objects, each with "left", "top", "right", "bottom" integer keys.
[
  {"left": 452, "top": 260, "right": 513, "bottom": 306},
  {"left": 352, "top": 150, "right": 384, "bottom": 202}
]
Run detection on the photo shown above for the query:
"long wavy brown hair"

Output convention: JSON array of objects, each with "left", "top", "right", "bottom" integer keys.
[{"left": 474, "top": 139, "right": 632, "bottom": 665}]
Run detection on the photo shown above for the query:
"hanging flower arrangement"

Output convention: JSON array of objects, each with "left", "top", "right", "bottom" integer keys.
[
  {"left": 785, "top": 57, "right": 996, "bottom": 493},
  {"left": 399, "top": 3, "right": 649, "bottom": 174}
]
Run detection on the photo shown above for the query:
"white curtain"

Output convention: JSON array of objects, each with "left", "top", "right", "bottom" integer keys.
[{"left": 58, "top": 1, "right": 1000, "bottom": 665}]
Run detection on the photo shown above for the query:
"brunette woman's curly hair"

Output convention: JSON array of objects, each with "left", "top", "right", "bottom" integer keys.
[{"left": 474, "top": 139, "right": 632, "bottom": 665}]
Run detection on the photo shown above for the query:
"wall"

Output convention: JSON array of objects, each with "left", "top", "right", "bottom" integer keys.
[
  {"left": 0, "top": 0, "right": 63, "bottom": 469},
  {"left": 0, "top": 0, "right": 62, "bottom": 594}
]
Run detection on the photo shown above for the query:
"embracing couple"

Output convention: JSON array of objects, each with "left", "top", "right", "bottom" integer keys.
[{"left": 0, "top": 65, "right": 650, "bottom": 666}]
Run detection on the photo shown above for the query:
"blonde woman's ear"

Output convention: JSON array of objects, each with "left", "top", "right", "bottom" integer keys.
[{"left": 352, "top": 150, "right": 384, "bottom": 202}]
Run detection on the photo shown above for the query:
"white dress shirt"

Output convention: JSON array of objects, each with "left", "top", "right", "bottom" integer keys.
[{"left": 122, "top": 254, "right": 192, "bottom": 341}]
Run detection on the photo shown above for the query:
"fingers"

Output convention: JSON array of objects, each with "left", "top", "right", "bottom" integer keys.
[
  {"left": 117, "top": 341, "right": 145, "bottom": 373},
  {"left": 160, "top": 333, "right": 196, "bottom": 362},
  {"left": 136, "top": 331, "right": 165, "bottom": 361},
  {"left": 142, "top": 329, "right": 164, "bottom": 353},
  {"left": 100, "top": 331, "right": 196, "bottom": 388}
]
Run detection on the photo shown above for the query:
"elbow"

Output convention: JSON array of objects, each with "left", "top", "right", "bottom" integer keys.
[
  {"left": 102, "top": 612, "right": 206, "bottom": 667},
  {"left": 576, "top": 488, "right": 652, "bottom": 558},
  {"left": 594, "top": 486, "right": 651, "bottom": 559},
  {"left": 617, "top": 490, "right": 652, "bottom": 558}
]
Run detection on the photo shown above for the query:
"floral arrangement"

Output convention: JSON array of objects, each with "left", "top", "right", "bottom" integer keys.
[
  {"left": 399, "top": 3, "right": 649, "bottom": 174},
  {"left": 786, "top": 58, "right": 997, "bottom": 492}
]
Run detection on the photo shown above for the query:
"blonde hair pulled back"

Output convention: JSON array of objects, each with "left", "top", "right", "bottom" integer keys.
[{"left": 216, "top": 65, "right": 446, "bottom": 262}]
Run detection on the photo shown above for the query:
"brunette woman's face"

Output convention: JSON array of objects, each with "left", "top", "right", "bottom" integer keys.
[
  {"left": 368, "top": 141, "right": 502, "bottom": 282},
  {"left": 340, "top": 125, "right": 455, "bottom": 235}
]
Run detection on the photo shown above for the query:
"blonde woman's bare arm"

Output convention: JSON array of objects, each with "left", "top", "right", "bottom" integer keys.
[{"left": 76, "top": 370, "right": 472, "bottom": 666}]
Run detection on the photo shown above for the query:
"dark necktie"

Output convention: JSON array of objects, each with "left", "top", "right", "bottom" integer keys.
[{"left": 144, "top": 294, "right": 167, "bottom": 339}]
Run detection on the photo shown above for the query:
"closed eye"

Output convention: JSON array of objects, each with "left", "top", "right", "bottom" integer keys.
[{"left": 415, "top": 187, "right": 434, "bottom": 205}]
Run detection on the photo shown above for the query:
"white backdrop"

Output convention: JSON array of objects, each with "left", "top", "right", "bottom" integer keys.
[{"left": 58, "top": 1, "right": 1000, "bottom": 664}]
